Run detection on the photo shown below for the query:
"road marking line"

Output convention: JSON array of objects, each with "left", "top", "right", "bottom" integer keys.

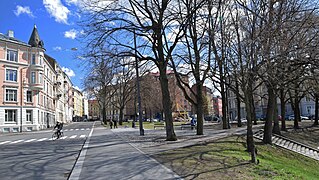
[
  {"left": 25, "top": 139, "right": 37, "bottom": 142},
  {"left": 64, "top": 129, "right": 69, "bottom": 132},
  {"left": 60, "top": 136, "right": 67, "bottom": 139},
  {"left": 86, "top": 128, "right": 90, "bottom": 130},
  {"left": 37, "top": 138, "right": 48, "bottom": 142},
  {"left": 0, "top": 141, "right": 11, "bottom": 145},
  {"left": 79, "top": 135, "right": 86, "bottom": 138},
  {"left": 10, "top": 140, "right": 24, "bottom": 144},
  {"left": 76, "top": 129, "right": 79, "bottom": 131},
  {"left": 69, "top": 122, "right": 95, "bottom": 180},
  {"left": 70, "top": 129, "right": 74, "bottom": 131},
  {"left": 70, "top": 135, "right": 77, "bottom": 139},
  {"left": 80, "top": 128, "right": 85, "bottom": 131}
]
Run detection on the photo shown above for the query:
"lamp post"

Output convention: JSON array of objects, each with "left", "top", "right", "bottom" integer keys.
[{"left": 134, "top": 30, "right": 144, "bottom": 136}]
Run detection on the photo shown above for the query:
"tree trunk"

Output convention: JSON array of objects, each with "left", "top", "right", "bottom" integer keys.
[
  {"left": 244, "top": 88, "right": 256, "bottom": 163},
  {"left": 293, "top": 97, "right": 300, "bottom": 129},
  {"left": 314, "top": 94, "right": 319, "bottom": 126},
  {"left": 196, "top": 83, "right": 204, "bottom": 135},
  {"left": 272, "top": 99, "right": 281, "bottom": 135},
  {"left": 221, "top": 79, "right": 229, "bottom": 129},
  {"left": 237, "top": 97, "right": 242, "bottom": 127},
  {"left": 102, "top": 104, "right": 107, "bottom": 124},
  {"left": 280, "top": 89, "right": 287, "bottom": 131},
  {"left": 159, "top": 65, "right": 177, "bottom": 141},
  {"left": 263, "top": 87, "right": 275, "bottom": 144},
  {"left": 119, "top": 107, "right": 124, "bottom": 125}
]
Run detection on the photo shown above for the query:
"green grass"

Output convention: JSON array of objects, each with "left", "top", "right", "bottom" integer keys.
[{"left": 153, "top": 136, "right": 319, "bottom": 179}]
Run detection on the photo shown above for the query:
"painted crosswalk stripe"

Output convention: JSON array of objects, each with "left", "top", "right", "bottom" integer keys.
[
  {"left": 37, "top": 138, "right": 48, "bottom": 142},
  {"left": 86, "top": 128, "right": 90, "bottom": 130},
  {"left": 25, "top": 139, "right": 37, "bottom": 142},
  {"left": 75, "top": 129, "right": 79, "bottom": 131},
  {"left": 64, "top": 129, "right": 69, "bottom": 132},
  {"left": 60, "top": 136, "right": 67, "bottom": 140},
  {"left": 80, "top": 135, "right": 86, "bottom": 138},
  {"left": 0, "top": 141, "right": 11, "bottom": 145},
  {"left": 10, "top": 140, "right": 24, "bottom": 144},
  {"left": 70, "top": 135, "right": 77, "bottom": 139},
  {"left": 70, "top": 129, "right": 74, "bottom": 131},
  {"left": 81, "top": 128, "right": 85, "bottom": 130}
]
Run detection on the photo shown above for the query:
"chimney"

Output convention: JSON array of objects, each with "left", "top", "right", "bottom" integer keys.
[{"left": 7, "top": 30, "right": 14, "bottom": 38}]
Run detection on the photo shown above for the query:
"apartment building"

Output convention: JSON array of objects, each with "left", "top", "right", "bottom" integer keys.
[
  {"left": 72, "top": 88, "right": 83, "bottom": 121},
  {"left": 88, "top": 99, "right": 100, "bottom": 120},
  {"left": 0, "top": 26, "right": 75, "bottom": 132}
]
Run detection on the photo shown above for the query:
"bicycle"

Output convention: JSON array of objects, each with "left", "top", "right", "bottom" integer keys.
[{"left": 52, "top": 130, "right": 64, "bottom": 140}]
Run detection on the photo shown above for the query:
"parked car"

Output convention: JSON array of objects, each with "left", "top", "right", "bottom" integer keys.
[{"left": 288, "top": 115, "right": 309, "bottom": 121}]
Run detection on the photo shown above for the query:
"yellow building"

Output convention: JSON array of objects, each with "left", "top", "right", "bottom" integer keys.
[{"left": 72, "top": 88, "right": 83, "bottom": 121}]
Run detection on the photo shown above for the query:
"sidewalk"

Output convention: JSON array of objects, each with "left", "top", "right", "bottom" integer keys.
[{"left": 70, "top": 124, "right": 182, "bottom": 180}]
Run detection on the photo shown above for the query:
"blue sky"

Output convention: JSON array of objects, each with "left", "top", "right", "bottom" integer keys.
[{"left": 0, "top": 0, "right": 85, "bottom": 90}]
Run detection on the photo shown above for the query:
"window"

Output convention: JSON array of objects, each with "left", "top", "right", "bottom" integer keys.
[
  {"left": 31, "top": 54, "right": 36, "bottom": 64},
  {"left": 6, "top": 69, "right": 17, "bottom": 81},
  {"left": 6, "top": 50, "right": 18, "bottom": 62},
  {"left": 5, "top": 110, "right": 16, "bottom": 122},
  {"left": 27, "top": 91, "right": 32, "bottom": 102},
  {"left": 39, "top": 56, "right": 43, "bottom": 65},
  {"left": 26, "top": 110, "right": 32, "bottom": 122},
  {"left": 6, "top": 89, "right": 17, "bottom": 102},
  {"left": 31, "top": 72, "right": 36, "bottom": 83},
  {"left": 39, "top": 73, "right": 42, "bottom": 84}
]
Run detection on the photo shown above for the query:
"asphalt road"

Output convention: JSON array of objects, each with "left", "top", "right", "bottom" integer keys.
[{"left": 0, "top": 122, "right": 94, "bottom": 180}]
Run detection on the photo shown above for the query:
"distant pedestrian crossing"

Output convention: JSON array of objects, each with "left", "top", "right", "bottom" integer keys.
[
  {"left": 0, "top": 134, "right": 87, "bottom": 146},
  {"left": 63, "top": 128, "right": 90, "bottom": 132}
]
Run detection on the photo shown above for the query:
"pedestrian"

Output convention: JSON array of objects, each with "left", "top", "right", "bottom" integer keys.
[
  {"left": 114, "top": 119, "right": 118, "bottom": 128},
  {"left": 110, "top": 120, "right": 113, "bottom": 129}
]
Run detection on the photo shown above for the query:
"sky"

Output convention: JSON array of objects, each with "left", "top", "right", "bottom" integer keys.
[{"left": 0, "top": 0, "right": 85, "bottom": 90}]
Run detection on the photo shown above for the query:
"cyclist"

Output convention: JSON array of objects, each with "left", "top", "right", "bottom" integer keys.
[{"left": 53, "top": 121, "right": 63, "bottom": 138}]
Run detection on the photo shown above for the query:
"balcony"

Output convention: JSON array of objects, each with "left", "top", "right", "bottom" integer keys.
[
  {"left": 53, "top": 93, "right": 62, "bottom": 100},
  {"left": 54, "top": 81, "right": 62, "bottom": 86},
  {"left": 30, "top": 83, "right": 43, "bottom": 90},
  {"left": 30, "top": 64, "right": 44, "bottom": 71}
]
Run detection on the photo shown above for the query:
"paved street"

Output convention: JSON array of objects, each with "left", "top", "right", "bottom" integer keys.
[
  {"left": 0, "top": 121, "right": 263, "bottom": 180},
  {"left": 0, "top": 122, "right": 94, "bottom": 180}
]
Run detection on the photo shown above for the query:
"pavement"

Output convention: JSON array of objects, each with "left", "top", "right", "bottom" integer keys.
[{"left": 68, "top": 122, "right": 264, "bottom": 180}]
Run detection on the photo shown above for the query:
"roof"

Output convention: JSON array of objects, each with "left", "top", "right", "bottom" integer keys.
[
  {"left": 28, "top": 25, "right": 44, "bottom": 48},
  {"left": 0, "top": 33, "right": 30, "bottom": 47}
]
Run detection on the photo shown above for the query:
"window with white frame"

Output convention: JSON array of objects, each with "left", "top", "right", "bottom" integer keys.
[
  {"left": 5, "top": 109, "right": 16, "bottom": 122},
  {"left": 39, "top": 73, "right": 42, "bottom": 84},
  {"left": 6, "top": 69, "right": 17, "bottom": 82},
  {"left": 31, "top": 72, "right": 36, "bottom": 83},
  {"left": 39, "top": 56, "right": 43, "bottom": 65},
  {"left": 7, "top": 50, "right": 18, "bottom": 62},
  {"left": 26, "top": 110, "right": 32, "bottom": 122},
  {"left": 31, "top": 54, "right": 36, "bottom": 64},
  {"left": 6, "top": 89, "right": 17, "bottom": 102},
  {"left": 27, "top": 91, "right": 32, "bottom": 102}
]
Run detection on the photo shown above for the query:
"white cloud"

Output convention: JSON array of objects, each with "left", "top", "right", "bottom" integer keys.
[
  {"left": 53, "top": 46, "right": 62, "bottom": 51},
  {"left": 65, "top": 0, "right": 79, "bottom": 6},
  {"left": 64, "top": 29, "right": 78, "bottom": 39},
  {"left": 62, "top": 67, "right": 75, "bottom": 77},
  {"left": 14, "top": 5, "right": 34, "bottom": 18},
  {"left": 43, "top": 0, "right": 70, "bottom": 24}
]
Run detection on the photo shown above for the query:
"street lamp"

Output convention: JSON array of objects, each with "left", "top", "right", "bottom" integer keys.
[{"left": 134, "top": 30, "right": 144, "bottom": 136}]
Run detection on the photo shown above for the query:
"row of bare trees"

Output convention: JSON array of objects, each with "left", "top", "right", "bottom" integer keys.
[{"left": 78, "top": 0, "right": 319, "bottom": 163}]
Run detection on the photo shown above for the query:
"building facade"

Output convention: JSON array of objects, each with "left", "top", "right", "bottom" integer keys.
[
  {"left": 72, "top": 88, "right": 83, "bottom": 121},
  {"left": 0, "top": 26, "right": 75, "bottom": 132}
]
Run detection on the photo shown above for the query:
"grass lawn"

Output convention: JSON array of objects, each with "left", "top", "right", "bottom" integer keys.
[
  {"left": 153, "top": 136, "right": 319, "bottom": 179},
  {"left": 117, "top": 121, "right": 186, "bottom": 129}
]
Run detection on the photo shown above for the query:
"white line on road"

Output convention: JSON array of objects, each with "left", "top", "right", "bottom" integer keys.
[
  {"left": 25, "top": 139, "right": 37, "bottom": 142},
  {"left": 70, "top": 129, "right": 74, "bottom": 131},
  {"left": 64, "top": 129, "right": 69, "bottom": 132},
  {"left": 60, "top": 136, "right": 67, "bottom": 139},
  {"left": 79, "top": 135, "right": 86, "bottom": 138},
  {"left": 37, "top": 138, "right": 48, "bottom": 142},
  {"left": 86, "top": 128, "right": 90, "bottom": 130},
  {"left": 69, "top": 122, "right": 95, "bottom": 180},
  {"left": 0, "top": 141, "right": 11, "bottom": 145},
  {"left": 70, "top": 135, "right": 77, "bottom": 139},
  {"left": 10, "top": 140, "right": 24, "bottom": 144},
  {"left": 76, "top": 129, "right": 79, "bottom": 131},
  {"left": 81, "top": 128, "right": 85, "bottom": 131}
]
